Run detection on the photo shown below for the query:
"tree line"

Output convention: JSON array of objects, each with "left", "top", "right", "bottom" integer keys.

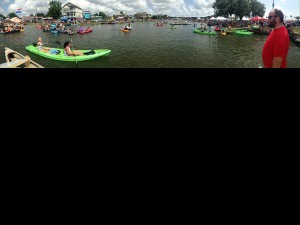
[
  {"left": 1, "top": 0, "right": 299, "bottom": 21},
  {"left": 213, "top": 0, "right": 265, "bottom": 20}
]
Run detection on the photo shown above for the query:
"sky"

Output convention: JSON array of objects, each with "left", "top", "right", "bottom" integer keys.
[{"left": 0, "top": 0, "right": 299, "bottom": 18}]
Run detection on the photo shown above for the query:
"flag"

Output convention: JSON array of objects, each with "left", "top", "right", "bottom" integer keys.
[{"left": 16, "top": 8, "right": 22, "bottom": 13}]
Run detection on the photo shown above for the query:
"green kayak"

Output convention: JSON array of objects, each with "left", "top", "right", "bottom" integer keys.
[
  {"left": 235, "top": 31, "right": 254, "bottom": 35},
  {"left": 25, "top": 45, "right": 111, "bottom": 62},
  {"left": 193, "top": 29, "right": 216, "bottom": 35}
]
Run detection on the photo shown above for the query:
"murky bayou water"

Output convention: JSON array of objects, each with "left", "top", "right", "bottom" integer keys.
[{"left": 0, "top": 22, "right": 299, "bottom": 68}]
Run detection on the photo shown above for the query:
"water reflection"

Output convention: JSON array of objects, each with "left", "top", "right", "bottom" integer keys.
[{"left": 0, "top": 22, "right": 299, "bottom": 68}]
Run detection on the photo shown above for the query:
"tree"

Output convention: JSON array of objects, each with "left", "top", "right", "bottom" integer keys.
[
  {"left": 36, "top": 13, "right": 45, "bottom": 17},
  {"left": 30, "top": 14, "right": 34, "bottom": 17},
  {"left": 212, "top": 0, "right": 229, "bottom": 17},
  {"left": 213, "top": 0, "right": 265, "bottom": 20},
  {"left": 99, "top": 12, "right": 107, "bottom": 19},
  {"left": 250, "top": 0, "right": 265, "bottom": 17},
  {"left": 120, "top": 11, "right": 124, "bottom": 16},
  {"left": 7, "top": 12, "right": 18, "bottom": 18},
  {"left": 234, "top": 0, "right": 251, "bottom": 20},
  {"left": 0, "top": 13, "right": 6, "bottom": 19},
  {"left": 46, "top": 0, "right": 62, "bottom": 19}
]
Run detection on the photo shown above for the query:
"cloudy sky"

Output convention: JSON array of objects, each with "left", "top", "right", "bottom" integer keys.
[{"left": 0, "top": 0, "right": 299, "bottom": 18}]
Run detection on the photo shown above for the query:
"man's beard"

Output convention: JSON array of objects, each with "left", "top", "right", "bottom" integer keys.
[{"left": 268, "top": 22, "right": 275, "bottom": 28}]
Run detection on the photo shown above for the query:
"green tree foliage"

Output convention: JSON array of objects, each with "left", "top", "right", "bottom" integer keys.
[
  {"left": 234, "top": 0, "right": 250, "bottom": 19},
  {"left": 0, "top": 13, "right": 6, "bottom": 19},
  {"left": 120, "top": 11, "right": 124, "bottom": 16},
  {"left": 36, "top": 13, "right": 45, "bottom": 17},
  {"left": 99, "top": 12, "right": 107, "bottom": 19},
  {"left": 250, "top": 0, "right": 265, "bottom": 17},
  {"left": 212, "top": 0, "right": 229, "bottom": 17},
  {"left": 46, "top": 0, "right": 62, "bottom": 19},
  {"left": 30, "top": 14, "right": 34, "bottom": 17},
  {"left": 7, "top": 12, "right": 18, "bottom": 18},
  {"left": 213, "top": 0, "right": 265, "bottom": 20}
]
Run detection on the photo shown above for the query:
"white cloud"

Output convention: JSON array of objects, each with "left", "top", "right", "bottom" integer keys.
[{"left": 3, "top": 0, "right": 216, "bottom": 17}]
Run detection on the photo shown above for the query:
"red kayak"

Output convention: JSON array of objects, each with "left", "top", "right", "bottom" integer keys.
[{"left": 78, "top": 28, "right": 93, "bottom": 34}]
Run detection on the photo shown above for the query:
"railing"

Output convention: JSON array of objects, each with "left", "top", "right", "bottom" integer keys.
[{"left": 63, "top": 9, "right": 77, "bottom": 13}]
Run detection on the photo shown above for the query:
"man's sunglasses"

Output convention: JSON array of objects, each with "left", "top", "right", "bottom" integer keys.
[{"left": 268, "top": 16, "right": 277, "bottom": 19}]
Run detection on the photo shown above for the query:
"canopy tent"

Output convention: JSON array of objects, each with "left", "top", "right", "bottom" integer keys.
[
  {"left": 250, "top": 16, "right": 267, "bottom": 21},
  {"left": 10, "top": 17, "right": 22, "bottom": 23},
  {"left": 284, "top": 18, "right": 298, "bottom": 22},
  {"left": 242, "top": 16, "right": 250, "bottom": 21},
  {"left": 210, "top": 16, "right": 229, "bottom": 21},
  {"left": 60, "top": 17, "right": 69, "bottom": 21},
  {"left": 216, "top": 16, "right": 229, "bottom": 21}
]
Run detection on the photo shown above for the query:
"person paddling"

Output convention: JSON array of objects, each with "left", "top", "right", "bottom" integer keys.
[
  {"left": 64, "top": 41, "right": 83, "bottom": 56},
  {"left": 37, "top": 37, "right": 50, "bottom": 52}
]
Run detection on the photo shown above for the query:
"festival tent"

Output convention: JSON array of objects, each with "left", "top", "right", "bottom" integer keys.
[
  {"left": 10, "top": 17, "right": 22, "bottom": 23},
  {"left": 215, "top": 16, "right": 229, "bottom": 21},
  {"left": 210, "top": 16, "right": 229, "bottom": 21},
  {"left": 60, "top": 17, "right": 69, "bottom": 21},
  {"left": 284, "top": 17, "right": 298, "bottom": 22},
  {"left": 242, "top": 16, "right": 250, "bottom": 21},
  {"left": 250, "top": 16, "right": 267, "bottom": 21}
]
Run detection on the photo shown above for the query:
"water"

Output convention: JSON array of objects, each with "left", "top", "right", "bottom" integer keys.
[{"left": 1, "top": 22, "right": 300, "bottom": 68}]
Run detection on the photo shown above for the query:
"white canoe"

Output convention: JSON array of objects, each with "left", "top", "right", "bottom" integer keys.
[{"left": 1, "top": 47, "right": 44, "bottom": 68}]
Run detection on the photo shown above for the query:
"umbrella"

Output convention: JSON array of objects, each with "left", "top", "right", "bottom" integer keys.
[
  {"left": 10, "top": 17, "right": 22, "bottom": 23},
  {"left": 250, "top": 16, "right": 267, "bottom": 21}
]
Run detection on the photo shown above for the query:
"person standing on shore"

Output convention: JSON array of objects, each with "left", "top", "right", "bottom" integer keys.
[{"left": 262, "top": 9, "right": 290, "bottom": 68}]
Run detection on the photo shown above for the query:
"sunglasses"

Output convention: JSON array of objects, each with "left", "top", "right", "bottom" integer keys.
[{"left": 268, "top": 16, "right": 277, "bottom": 19}]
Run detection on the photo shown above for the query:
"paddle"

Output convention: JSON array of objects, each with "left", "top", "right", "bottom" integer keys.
[
  {"left": 32, "top": 41, "right": 60, "bottom": 47},
  {"left": 70, "top": 38, "right": 78, "bottom": 68}
]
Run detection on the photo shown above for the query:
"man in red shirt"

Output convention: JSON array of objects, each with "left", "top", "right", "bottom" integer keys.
[{"left": 262, "top": 9, "right": 290, "bottom": 68}]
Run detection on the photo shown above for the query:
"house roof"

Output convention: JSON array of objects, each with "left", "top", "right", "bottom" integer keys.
[{"left": 63, "top": 2, "right": 82, "bottom": 10}]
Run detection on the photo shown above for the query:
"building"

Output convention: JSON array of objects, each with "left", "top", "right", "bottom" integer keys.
[
  {"left": 62, "top": 2, "right": 83, "bottom": 21},
  {"left": 83, "top": 11, "right": 91, "bottom": 20},
  {"left": 134, "top": 12, "right": 151, "bottom": 19}
]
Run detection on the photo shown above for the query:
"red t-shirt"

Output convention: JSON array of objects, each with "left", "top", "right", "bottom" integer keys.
[{"left": 262, "top": 26, "right": 290, "bottom": 68}]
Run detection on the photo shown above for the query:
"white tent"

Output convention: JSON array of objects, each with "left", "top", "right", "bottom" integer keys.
[
  {"left": 210, "top": 16, "right": 229, "bottom": 21},
  {"left": 242, "top": 16, "right": 250, "bottom": 21},
  {"left": 284, "top": 17, "right": 297, "bottom": 22},
  {"left": 215, "top": 16, "right": 229, "bottom": 21},
  {"left": 10, "top": 17, "right": 22, "bottom": 23}
]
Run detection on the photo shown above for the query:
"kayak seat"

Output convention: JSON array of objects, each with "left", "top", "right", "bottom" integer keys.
[{"left": 83, "top": 50, "right": 95, "bottom": 55}]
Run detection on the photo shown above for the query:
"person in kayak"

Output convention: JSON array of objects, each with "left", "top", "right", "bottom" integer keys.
[
  {"left": 37, "top": 37, "right": 50, "bottom": 52},
  {"left": 64, "top": 41, "right": 84, "bottom": 56}
]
